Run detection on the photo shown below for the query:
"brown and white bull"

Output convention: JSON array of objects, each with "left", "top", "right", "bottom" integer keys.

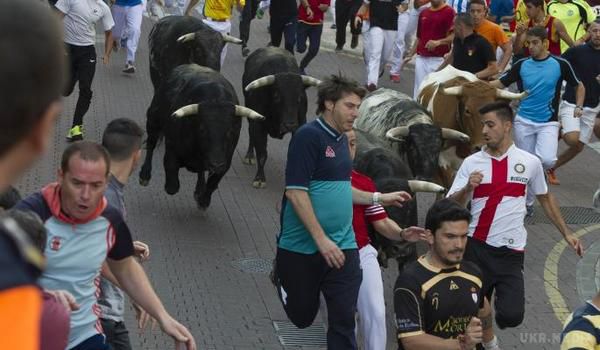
[{"left": 417, "top": 66, "right": 526, "bottom": 186}]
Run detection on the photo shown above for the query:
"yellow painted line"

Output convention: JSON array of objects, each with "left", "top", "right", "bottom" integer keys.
[{"left": 544, "top": 223, "right": 600, "bottom": 324}]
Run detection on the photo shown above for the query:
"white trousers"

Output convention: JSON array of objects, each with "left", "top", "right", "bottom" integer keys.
[
  {"left": 367, "top": 27, "right": 397, "bottom": 86},
  {"left": 513, "top": 115, "right": 559, "bottom": 205},
  {"left": 202, "top": 18, "right": 232, "bottom": 67},
  {"left": 390, "top": 11, "right": 411, "bottom": 75},
  {"left": 330, "top": 0, "right": 336, "bottom": 24},
  {"left": 362, "top": 20, "right": 371, "bottom": 66},
  {"left": 414, "top": 55, "right": 444, "bottom": 98},
  {"left": 112, "top": 3, "right": 144, "bottom": 63},
  {"left": 356, "top": 244, "right": 386, "bottom": 350}
]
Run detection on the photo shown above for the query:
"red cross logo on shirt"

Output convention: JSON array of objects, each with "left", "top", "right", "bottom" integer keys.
[{"left": 472, "top": 157, "right": 526, "bottom": 242}]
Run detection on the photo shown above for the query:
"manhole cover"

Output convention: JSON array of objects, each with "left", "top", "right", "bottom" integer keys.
[
  {"left": 525, "top": 206, "right": 600, "bottom": 225},
  {"left": 273, "top": 320, "right": 327, "bottom": 347},
  {"left": 230, "top": 258, "right": 272, "bottom": 274}
]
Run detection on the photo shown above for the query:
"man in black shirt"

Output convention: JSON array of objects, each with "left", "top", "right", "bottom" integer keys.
[
  {"left": 438, "top": 13, "right": 498, "bottom": 79},
  {"left": 551, "top": 19, "right": 600, "bottom": 183},
  {"left": 270, "top": 0, "right": 298, "bottom": 53},
  {"left": 394, "top": 199, "right": 500, "bottom": 350},
  {"left": 355, "top": 0, "right": 402, "bottom": 90}
]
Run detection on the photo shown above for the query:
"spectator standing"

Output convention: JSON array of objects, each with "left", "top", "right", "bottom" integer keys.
[
  {"left": 491, "top": 27, "right": 584, "bottom": 212},
  {"left": 448, "top": 102, "right": 583, "bottom": 331},
  {"left": 56, "top": 0, "right": 114, "bottom": 142},
  {"left": 550, "top": 19, "right": 600, "bottom": 183},
  {"left": 547, "top": 0, "right": 596, "bottom": 52},
  {"left": 405, "top": 0, "right": 455, "bottom": 98},
  {"left": 296, "top": 0, "right": 330, "bottom": 74},
  {"left": 438, "top": 13, "right": 499, "bottom": 79},
  {"left": 0, "top": 2, "right": 65, "bottom": 349},
  {"left": 185, "top": 0, "right": 244, "bottom": 66},
  {"left": 513, "top": 0, "right": 575, "bottom": 56},
  {"left": 111, "top": 0, "right": 145, "bottom": 73},
  {"left": 470, "top": 0, "right": 513, "bottom": 72}
]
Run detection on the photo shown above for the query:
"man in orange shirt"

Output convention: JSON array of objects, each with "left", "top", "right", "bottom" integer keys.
[
  {"left": 469, "top": 0, "right": 513, "bottom": 73},
  {"left": 0, "top": 1, "right": 67, "bottom": 350}
]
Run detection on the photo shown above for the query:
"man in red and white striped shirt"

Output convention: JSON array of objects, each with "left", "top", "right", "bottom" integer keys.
[
  {"left": 448, "top": 102, "right": 582, "bottom": 330},
  {"left": 347, "top": 130, "right": 426, "bottom": 350}
]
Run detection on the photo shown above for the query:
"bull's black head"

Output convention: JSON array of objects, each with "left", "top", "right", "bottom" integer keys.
[
  {"left": 404, "top": 124, "right": 443, "bottom": 181},
  {"left": 182, "top": 29, "right": 224, "bottom": 71},
  {"left": 173, "top": 101, "right": 241, "bottom": 174},
  {"left": 269, "top": 73, "right": 308, "bottom": 138}
]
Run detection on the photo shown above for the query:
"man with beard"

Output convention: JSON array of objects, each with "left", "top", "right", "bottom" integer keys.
[
  {"left": 448, "top": 102, "right": 582, "bottom": 331},
  {"left": 394, "top": 198, "right": 499, "bottom": 350}
]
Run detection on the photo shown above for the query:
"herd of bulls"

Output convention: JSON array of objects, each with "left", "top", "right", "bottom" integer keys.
[{"left": 138, "top": 16, "right": 528, "bottom": 268}]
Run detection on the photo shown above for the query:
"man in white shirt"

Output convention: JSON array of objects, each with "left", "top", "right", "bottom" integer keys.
[
  {"left": 448, "top": 101, "right": 583, "bottom": 330},
  {"left": 55, "top": 0, "right": 115, "bottom": 142}
]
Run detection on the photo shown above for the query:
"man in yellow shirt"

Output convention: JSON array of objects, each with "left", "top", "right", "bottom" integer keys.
[
  {"left": 185, "top": 0, "right": 245, "bottom": 65},
  {"left": 547, "top": 0, "right": 596, "bottom": 51},
  {"left": 469, "top": 0, "right": 513, "bottom": 72}
]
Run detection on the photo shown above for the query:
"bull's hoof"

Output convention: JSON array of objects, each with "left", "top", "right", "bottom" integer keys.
[
  {"left": 252, "top": 180, "right": 266, "bottom": 189},
  {"left": 242, "top": 156, "right": 256, "bottom": 165},
  {"left": 139, "top": 178, "right": 150, "bottom": 186}
]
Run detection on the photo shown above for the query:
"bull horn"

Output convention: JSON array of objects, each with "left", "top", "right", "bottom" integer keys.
[
  {"left": 244, "top": 75, "right": 276, "bottom": 91},
  {"left": 221, "top": 33, "right": 243, "bottom": 44},
  {"left": 176, "top": 32, "right": 195, "bottom": 43},
  {"left": 441, "top": 128, "right": 470, "bottom": 143},
  {"left": 301, "top": 75, "right": 322, "bottom": 87},
  {"left": 235, "top": 105, "right": 265, "bottom": 120},
  {"left": 172, "top": 104, "right": 198, "bottom": 118},
  {"left": 440, "top": 85, "right": 463, "bottom": 96},
  {"left": 496, "top": 89, "right": 528, "bottom": 100},
  {"left": 408, "top": 180, "right": 446, "bottom": 193},
  {"left": 385, "top": 126, "right": 409, "bottom": 142}
]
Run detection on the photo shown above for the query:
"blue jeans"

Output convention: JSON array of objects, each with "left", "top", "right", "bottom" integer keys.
[
  {"left": 296, "top": 22, "right": 323, "bottom": 70},
  {"left": 70, "top": 334, "right": 110, "bottom": 350}
]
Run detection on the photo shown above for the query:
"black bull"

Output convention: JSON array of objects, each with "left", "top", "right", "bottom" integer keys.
[
  {"left": 139, "top": 64, "right": 263, "bottom": 209},
  {"left": 241, "top": 47, "right": 321, "bottom": 188}
]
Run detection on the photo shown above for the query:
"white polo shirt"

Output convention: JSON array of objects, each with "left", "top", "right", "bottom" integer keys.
[
  {"left": 447, "top": 145, "right": 547, "bottom": 250},
  {"left": 56, "top": 0, "right": 114, "bottom": 46}
]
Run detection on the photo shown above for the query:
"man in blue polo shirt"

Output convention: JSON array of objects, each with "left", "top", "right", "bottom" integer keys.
[
  {"left": 490, "top": 26, "right": 584, "bottom": 215},
  {"left": 273, "top": 75, "right": 413, "bottom": 349}
]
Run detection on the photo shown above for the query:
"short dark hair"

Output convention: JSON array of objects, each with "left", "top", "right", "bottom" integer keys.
[
  {"left": 6, "top": 210, "right": 47, "bottom": 252},
  {"left": 468, "top": 0, "right": 488, "bottom": 9},
  {"left": 316, "top": 75, "right": 367, "bottom": 115},
  {"left": 524, "top": 0, "right": 544, "bottom": 8},
  {"left": 0, "top": 186, "right": 22, "bottom": 210},
  {"left": 102, "top": 118, "right": 144, "bottom": 161},
  {"left": 425, "top": 198, "right": 472, "bottom": 234},
  {"left": 526, "top": 26, "right": 548, "bottom": 41},
  {"left": 0, "top": 0, "right": 66, "bottom": 158},
  {"left": 455, "top": 13, "right": 474, "bottom": 28},
  {"left": 61, "top": 141, "right": 111, "bottom": 176},
  {"left": 479, "top": 101, "right": 514, "bottom": 122}
]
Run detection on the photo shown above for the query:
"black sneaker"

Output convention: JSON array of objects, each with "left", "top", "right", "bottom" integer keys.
[
  {"left": 123, "top": 62, "right": 136, "bottom": 74},
  {"left": 350, "top": 34, "right": 359, "bottom": 49},
  {"left": 330, "top": 23, "right": 337, "bottom": 29},
  {"left": 335, "top": 45, "right": 343, "bottom": 52},
  {"left": 242, "top": 46, "right": 250, "bottom": 57}
]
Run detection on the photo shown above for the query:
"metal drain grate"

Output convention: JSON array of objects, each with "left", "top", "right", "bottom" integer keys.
[
  {"left": 230, "top": 258, "right": 272, "bottom": 274},
  {"left": 273, "top": 321, "right": 327, "bottom": 347},
  {"left": 525, "top": 206, "right": 600, "bottom": 225}
]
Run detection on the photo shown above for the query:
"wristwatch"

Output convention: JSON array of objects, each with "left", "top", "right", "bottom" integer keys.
[
  {"left": 372, "top": 192, "right": 381, "bottom": 205},
  {"left": 576, "top": 105, "right": 584, "bottom": 110}
]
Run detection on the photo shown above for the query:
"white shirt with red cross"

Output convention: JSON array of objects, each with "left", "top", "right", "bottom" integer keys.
[{"left": 447, "top": 145, "right": 548, "bottom": 251}]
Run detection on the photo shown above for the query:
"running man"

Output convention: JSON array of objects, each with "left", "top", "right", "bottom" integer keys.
[{"left": 448, "top": 101, "right": 583, "bottom": 331}]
